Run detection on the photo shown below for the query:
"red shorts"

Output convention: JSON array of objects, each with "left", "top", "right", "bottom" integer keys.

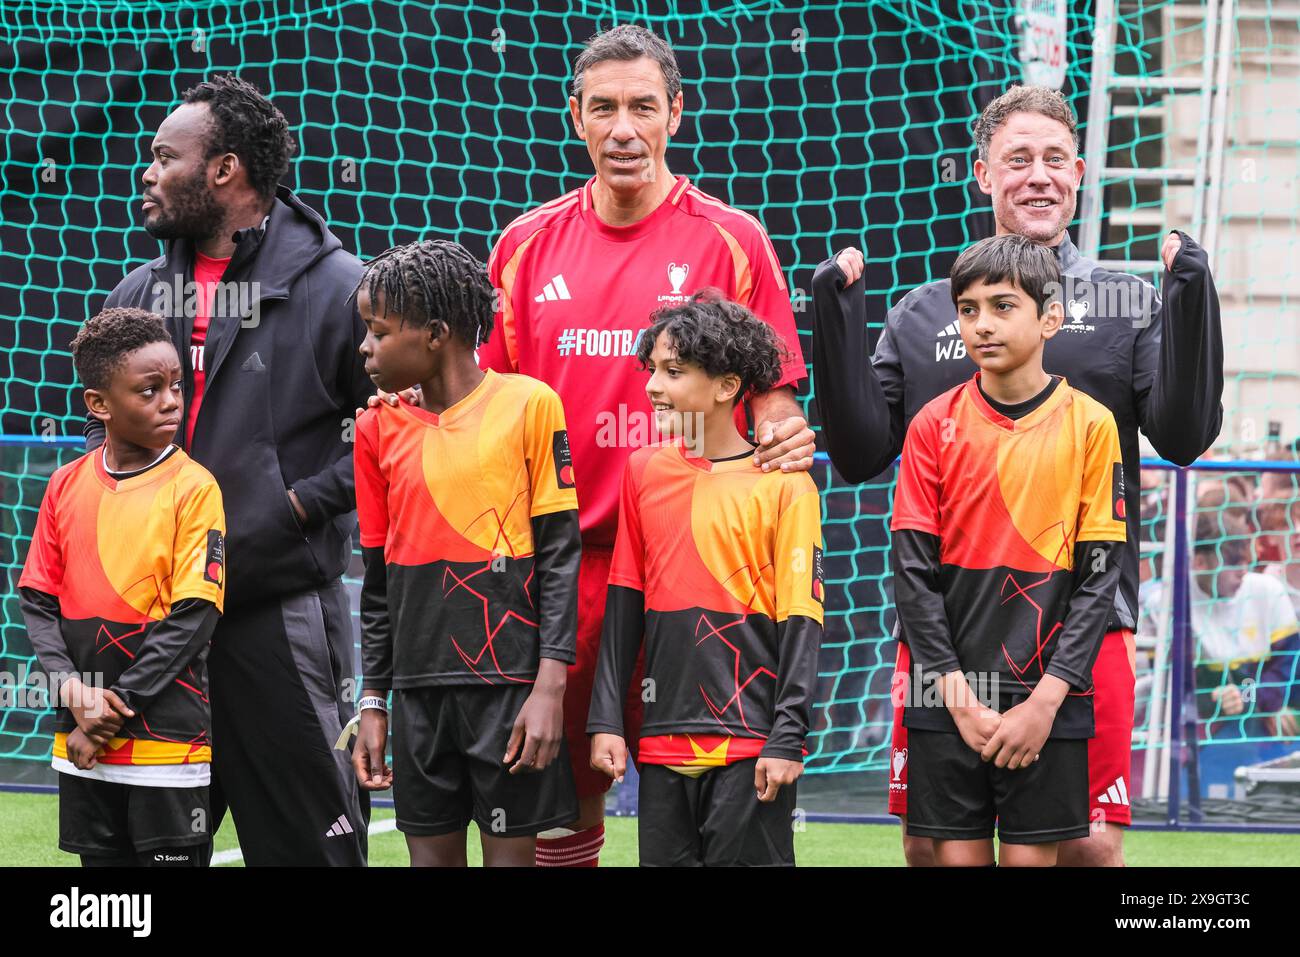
[
  {"left": 887, "top": 629, "right": 1137, "bottom": 828},
  {"left": 564, "top": 546, "right": 644, "bottom": 800}
]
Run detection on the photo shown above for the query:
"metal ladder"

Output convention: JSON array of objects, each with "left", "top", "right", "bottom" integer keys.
[
  {"left": 1078, "top": 0, "right": 1236, "bottom": 274},
  {"left": 1078, "top": 0, "right": 1238, "bottom": 806}
]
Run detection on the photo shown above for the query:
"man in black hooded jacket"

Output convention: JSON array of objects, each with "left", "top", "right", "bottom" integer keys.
[
  {"left": 812, "top": 86, "right": 1223, "bottom": 867},
  {"left": 84, "top": 75, "right": 373, "bottom": 865}
]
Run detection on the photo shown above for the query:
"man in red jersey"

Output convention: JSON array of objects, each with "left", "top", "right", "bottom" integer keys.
[{"left": 478, "top": 25, "right": 815, "bottom": 866}]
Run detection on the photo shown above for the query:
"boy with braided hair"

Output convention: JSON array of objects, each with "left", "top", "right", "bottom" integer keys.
[{"left": 349, "top": 240, "right": 581, "bottom": 866}]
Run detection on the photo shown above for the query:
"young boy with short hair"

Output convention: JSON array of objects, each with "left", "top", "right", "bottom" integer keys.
[
  {"left": 19, "top": 307, "right": 226, "bottom": 866},
  {"left": 891, "top": 234, "right": 1126, "bottom": 866},
  {"left": 349, "top": 239, "right": 581, "bottom": 867},
  {"left": 588, "top": 290, "right": 823, "bottom": 867}
]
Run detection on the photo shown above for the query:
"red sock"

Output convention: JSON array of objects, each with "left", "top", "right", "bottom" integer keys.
[{"left": 535, "top": 824, "right": 605, "bottom": 867}]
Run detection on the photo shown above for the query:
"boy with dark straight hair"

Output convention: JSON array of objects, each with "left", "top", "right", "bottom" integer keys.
[{"left": 891, "top": 235, "right": 1126, "bottom": 866}]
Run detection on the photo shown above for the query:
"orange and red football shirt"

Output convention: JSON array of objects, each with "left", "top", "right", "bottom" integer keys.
[
  {"left": 587, "top": 441, "right": 824, "bottom": 769},
  {"left": 891, "top": 372, "right": 1126, "bottom": 737},
  {"left": 19, "top": 446, "right": 225, "bottom": 781},
  {"left": 479, "top": 176, "right": 806, "bottom": 549},
  {"left": 354, "top": 369, "right": 580, "bottom": 687}
]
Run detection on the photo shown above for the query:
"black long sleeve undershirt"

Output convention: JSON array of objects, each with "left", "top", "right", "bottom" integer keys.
[
  {"left": 810, "top": 258, "right": 903, "bottom": 483},
  {"left": 763, "top": 615, "right": 821, "bottom": 761},
  {"left": 892, "top": 532, "right": 1122, "bottom": 692},
  {"left": 19, "top": 588, "right": 218, "bottom": 712},
  {"left": 359, "top": 545, "right": 392, "bottom": 691},
  {"left": 18, "top": 587, "right": 76, "bottom": 679},
  {"left": 529, "top": 509, "right": 581, "bottom": 665},
  {"left": 891, "top": 530, "right": 959, "bottom": 677},
  {"left": 1134, "top": 230, "right": 1224, "bottom": 466},
  {"left": 586, "top": 584, "right": 644, "bottom": 738}
]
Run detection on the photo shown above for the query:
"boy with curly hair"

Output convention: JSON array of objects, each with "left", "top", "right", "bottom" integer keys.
[
  {"left": 20, "top": 307, "right": 225, "bottom": 866},
  {"left": 587, "top": 290, "right": 823, "bottom": 866}
]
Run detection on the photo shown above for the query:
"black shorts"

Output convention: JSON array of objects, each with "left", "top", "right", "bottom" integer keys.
[
  {"left": 906, "top": 729, "right": 1090, "bottom": 845},
  {"left": 58, "top": 772, "right": 211, "bottom": 859},
  {"left": 638, "top": 760, "right": 796, "bottom": 867},
  {"left": 392, "top": 684, "right": 579, "bottom": 838}
]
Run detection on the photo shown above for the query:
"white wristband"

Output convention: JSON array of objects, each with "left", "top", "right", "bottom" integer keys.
[{"left": 358, "top": 695, "right": 388, "bottom": 713}]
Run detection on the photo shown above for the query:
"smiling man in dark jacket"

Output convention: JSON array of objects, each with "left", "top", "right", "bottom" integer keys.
[
  {"left": 812, "top": 86, "right": 1223, "bottom": 868},
  {"left": 84, "top": 75, "right": 373, "bottom": 865}
]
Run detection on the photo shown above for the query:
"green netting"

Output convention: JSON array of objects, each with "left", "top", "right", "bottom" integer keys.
[{"left": 2, "top": 1, "right": 1298, "bottom": 814}]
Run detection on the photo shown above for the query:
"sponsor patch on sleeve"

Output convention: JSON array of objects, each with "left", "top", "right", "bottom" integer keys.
[
  {"left": 1112, "top": 463, "right": 1126, "bottom": 522},
  {"left": 553, "top": 430, "right": 575, "bottom": 489},
  {"left": 812, "top": 544, "right": 825, "bottom": 604},
  {"left": 204, "top": 530, "right": 225, "bottom": 585}
]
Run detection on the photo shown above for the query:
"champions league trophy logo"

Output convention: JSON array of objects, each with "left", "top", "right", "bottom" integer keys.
[
  {"left": 891, "top": 747, "right": 907, "bottom": 782},
  {"left": 667, "top": 262, "right": 689, "bottom": 294}
]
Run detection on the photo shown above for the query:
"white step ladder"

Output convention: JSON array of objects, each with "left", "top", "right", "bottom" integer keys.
[
  {"left": 1078, "top": 0, "right": 1235, "bottom": 275},
  {"left": 1078, "top": 0, "right": 1237, "bottom": 806}
]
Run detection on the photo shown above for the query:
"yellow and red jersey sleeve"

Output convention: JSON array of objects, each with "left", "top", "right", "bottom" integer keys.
[
  {"left": 890, "top": 402, "right": 943, "bottom": 537},
  {"left": 522, "top": 381, "right": 579, "bottom": 518},
  {"left": 1077, "top": 399, "right": 1127, "bottom": 543},
  {"left": 607, "top": 450, "right": 650, "bottom": 593},
  {"left": 353, "top": 407, "right": 388, "bottom": 549},
  {"left": 17, "top": 463, "right": 70, "bottom": 596},
  {"left": 775, "top": 473, "right": 825, "bottom": 626},
  {"left": 168, "top": 472, "right": 226, "bottom": 613}
]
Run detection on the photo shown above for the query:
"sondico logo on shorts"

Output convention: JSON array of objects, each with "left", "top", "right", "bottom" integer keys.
[{"left": 556, "top": 327, "right": 646, "bottom": 358}]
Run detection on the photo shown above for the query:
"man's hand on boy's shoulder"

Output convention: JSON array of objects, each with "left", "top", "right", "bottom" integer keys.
[
  {"left": 65, "top": 727, "right": 100, "bottom": 771},
  {"left": 755, "top": 756, "right": 803, "bottom": 802},
  {"left": 752, "top": 386, "right": 815, "bottom": 474},
  {"left": 357, "top": 385, "right": 420, "bottom": 418},
  {"left": 504, "top": 658, "right": 566, "bottom": 775}
]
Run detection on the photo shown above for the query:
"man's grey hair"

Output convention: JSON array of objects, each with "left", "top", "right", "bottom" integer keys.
[
  {"left": 570, "top": 24, "right": 682, "bottom": 105},
  {"left": 974, "top": 85, "right": 1079, "bottom": 162}
]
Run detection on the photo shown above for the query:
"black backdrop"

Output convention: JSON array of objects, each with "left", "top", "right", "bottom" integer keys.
[
  {"left": 1, "top": 0, "right": 1100, "bottom": 436},
  {"left": 1, "top": 1, "right": 1099, "bottom": 782}
]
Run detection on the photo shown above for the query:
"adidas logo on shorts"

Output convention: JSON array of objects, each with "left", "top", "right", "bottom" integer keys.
[
  {"left": 324, "top": 814, "right": 355, "bottom": 838},
  {"left": 1096, "top": 776, "right": 1130, "bottom": 806}
]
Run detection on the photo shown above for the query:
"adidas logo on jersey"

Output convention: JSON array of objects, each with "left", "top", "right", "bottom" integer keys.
[
  {"left": 324, "top": 814, "right": 355, "bottom": 838},
  {"left": 1096, "top": 776, "right": 1130, "bottom": 806},
  {"left": 535, "top": 274, "right": 572, "bottom": 302},
  {"left": 935, "top": 320, "right": 967, "bottom": 362}
]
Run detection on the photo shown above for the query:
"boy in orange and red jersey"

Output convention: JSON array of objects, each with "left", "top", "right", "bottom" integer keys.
[
  {"left": 588, "top": 291, "right": 823, "bottom": 866},
  {"left": 891, "top": 235, "right": 1126, "bottom": 866},
  {"left": 19, "top": 307, "right": 225, "bottom": 866},
  {"left": 349, "top": 240, "right": 581, "bottom": 867}
]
